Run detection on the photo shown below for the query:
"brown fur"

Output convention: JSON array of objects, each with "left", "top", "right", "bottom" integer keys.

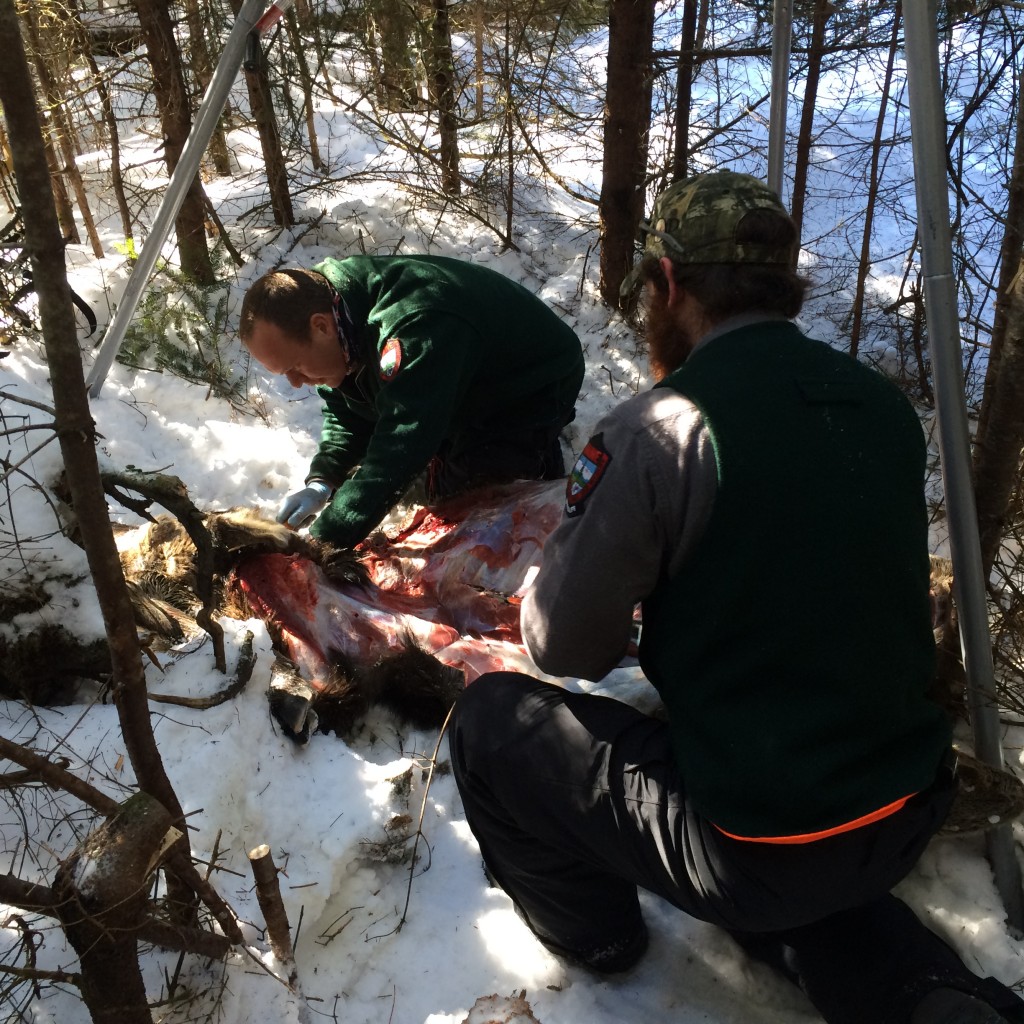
[
  {"left": 317, "top": 643, "right": 463, "bottom": 735},
  {"left": 118, "top": 509, "right": 455, "bottom": 736},
  {"left": 118, "top": 508, "right": 367, "bottom": 627},
  {"left": 928, "top": 554, "right": 966, "bottom": 716},
  {"left": 941, "top": 748, "right": 1024, "bottom": 836}
]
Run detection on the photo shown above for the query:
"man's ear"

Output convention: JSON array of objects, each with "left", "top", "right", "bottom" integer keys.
[
  {"left": 309, "top": 311, "right": 334, "bottom": 339},
  {"left": 659, "top": 256, "right": 682, "bottom": 308}
]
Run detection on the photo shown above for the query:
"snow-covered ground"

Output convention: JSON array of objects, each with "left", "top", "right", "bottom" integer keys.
[{"left": 3, "top": 7, "right": 1024, "bottom": 1023}]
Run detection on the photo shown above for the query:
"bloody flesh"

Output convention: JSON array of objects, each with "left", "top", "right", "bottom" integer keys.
[{"left": 231, "top": 480, "right": 565, "bottom": 689}]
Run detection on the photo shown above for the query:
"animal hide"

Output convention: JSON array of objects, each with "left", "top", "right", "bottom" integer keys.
[
  {"left": 227, "top": 481, "right": 565, "bottom": 736},
  {"left": 117, "top": 481, "right": 565, "bottom": 739}
]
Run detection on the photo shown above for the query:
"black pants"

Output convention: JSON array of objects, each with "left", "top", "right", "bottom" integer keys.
[
  {"left": 424, "top": 416, "right": 570, "bottom": 503},
  {"left": 449, "top": 673, "right": 1024, "bottom": 1024}
]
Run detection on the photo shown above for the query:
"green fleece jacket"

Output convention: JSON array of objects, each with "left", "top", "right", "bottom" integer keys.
[{"left": 306, "top": 255, "right": 584, "bottom": 547}]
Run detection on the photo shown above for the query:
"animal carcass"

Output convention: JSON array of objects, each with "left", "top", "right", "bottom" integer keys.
[
  {"left": 116, "top": 481, "right": 566, "bottom": 741},
  {"left": 226, "top": 480, "right": 565, "bottom": 739}
]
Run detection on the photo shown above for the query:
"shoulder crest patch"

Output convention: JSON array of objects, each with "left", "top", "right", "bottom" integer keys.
[
  {"left": 566, "top": 433, "right": 612, "bottom": 517},
  {"left": 379, "top": 337, "right": 403, "bottom": 381}
]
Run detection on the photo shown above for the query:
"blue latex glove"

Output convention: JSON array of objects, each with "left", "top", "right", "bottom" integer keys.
[{"left": 276, "top": 480, "right": 332, "bottom": 530}]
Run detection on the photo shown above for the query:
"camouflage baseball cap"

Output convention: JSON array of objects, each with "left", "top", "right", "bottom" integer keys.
[{"left": 621, "top": 171, "right": 795, "bottom": 296}]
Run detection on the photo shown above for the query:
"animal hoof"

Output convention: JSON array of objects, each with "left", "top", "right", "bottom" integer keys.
[{"left": 268, "top": 670, "right": 319, "bottom": 745}]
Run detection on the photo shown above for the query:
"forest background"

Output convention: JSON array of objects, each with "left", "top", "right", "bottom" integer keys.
[{"left": 3, "top": 0, "right": 1024, "bottom": 1022}]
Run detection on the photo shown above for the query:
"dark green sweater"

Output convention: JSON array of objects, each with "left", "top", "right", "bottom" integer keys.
[
  {"left": 641, "top": 322, "right": 951, "bottom": 838},
  {"left": 306, "top": 255, "right": 584, "bottom": 547}
]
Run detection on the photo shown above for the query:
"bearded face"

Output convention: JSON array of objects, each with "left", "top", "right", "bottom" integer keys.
[{"left": 643, "top": 285, "right": 697, "bottom": 382}]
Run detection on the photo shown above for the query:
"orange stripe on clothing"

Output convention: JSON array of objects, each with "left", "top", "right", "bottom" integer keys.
[{"left": 714, "top": 792, "right": 917, "bottom": 845}]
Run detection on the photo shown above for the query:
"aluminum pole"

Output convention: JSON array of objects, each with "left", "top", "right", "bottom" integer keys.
[
  {"left": 86, "top": 0, "right": 268, "bottom": 398},
  {"left": 767, "top": 0, "right": 793, "bottom": 199},
  {"left": 902, "top": 0, "right": 1024, "bottom": 928}
]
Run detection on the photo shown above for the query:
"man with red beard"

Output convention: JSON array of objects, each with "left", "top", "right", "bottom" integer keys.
[{"left": 448, "top": 171, "right": 1024, "bottom": 1023}]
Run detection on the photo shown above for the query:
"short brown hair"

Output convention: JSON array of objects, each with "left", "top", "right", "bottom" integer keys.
[
  {"left": 641, "top": 208, "right": 809, "bottom": 320},
  {"left": 238, "top": 268, "right": 334, "bottom": 343}
]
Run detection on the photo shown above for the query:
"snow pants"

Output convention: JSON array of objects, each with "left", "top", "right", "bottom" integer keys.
[{"left": 449, "top": 672, "right": 1024, "bottom": 1024}]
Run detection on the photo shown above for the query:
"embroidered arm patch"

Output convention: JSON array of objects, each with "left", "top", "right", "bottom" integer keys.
[
  {"left": 379, "top": 337, "right": 403, "bottom": 381},
  {"left": 566, "top": 433, "right": 611, "bottom": 517}
]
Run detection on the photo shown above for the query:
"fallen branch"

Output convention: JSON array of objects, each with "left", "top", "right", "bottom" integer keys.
[
  {"left": 147, "top": 630, "right": 256, "bottom": 709},
  {"left": 0, "top": 874, "right": 232, "bottom": 960},
  {"left": 0, "top": 737, "right": 118, "bottom": 816},
  {"left": 165, "top": 850, "right": 245, "bottom": 946},
  {"left": 0, "top": 962, "right": 82, "bottom": 987},
  {"left": 100, "top": 469, "right": 226, "bottom": 671}
]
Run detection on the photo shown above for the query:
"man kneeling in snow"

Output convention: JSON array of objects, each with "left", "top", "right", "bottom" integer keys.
[
  {"left": 239, "top": 256, "right": 584, "bottom": 549},
  {"left": 448, "top": 171, "right": 1024, "bottom": 1024}
]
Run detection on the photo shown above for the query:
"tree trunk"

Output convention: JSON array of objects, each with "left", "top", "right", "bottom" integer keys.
[
  {"left": 230, "top": 0, "right": 294, "bottom": 227},
  {"left": 974, "top": 54, "right": 1024, "bottom": 575},
  {"left": 42, "top": 127, "right": 79, "bottom": 243},
  {"left": 23, "top": 8, "right": 104, "bottom": 258},
  {"left": 0, "top": 121, "right": 17, "bottom": 209},
  {"left": 0, "top": 3, "right": 207, "bottom": 1014},
  {"left": 183, "top": 0, "right": 233, "bottom": 176},
  {"left": 368, "top": 1, "right": 420, "bottom": 111},
  {"left": 67, "top": 0, "right": 134, "bottom": 241},
  {"left": 428, "top": 0, "right": 461, "bottom": 196},
  {"left": 133, "top": 0, "right": 215, "bottom": 284},
  {"left": 976, "top": 58, "right": 1024, "bottom": 449},
  {"left": 307, "top": 3, "right": 340, "bottom": 103},
  {"left": 849, "top": 3, "right": 901, "bottom": 359},
  {"left": 694, "top": 0, "right": 710, "bottom": 51},
  {"left": 672, "top": 0, "right": 699, "bottom": 180},
  {"left": 475, "top": 4, "right": 486, "bottom": 119},
  {"left": 53, "top": 794, "right": 175, "bottom": 1024},
  {"left": 0, "top": 0, "right": 189, "bottom": 865},
  {"left": 286, "top": 7, "right": 324, "bottom": 173},
  {"left": 503, "top": 1, "right": 515, "bottom": 246},
  {"left": 599, "top": 0, "right": 657, "bottom": 309},
  {"left": 248, "top": 844, "right": 299, "bottom": 982},
  {"left": 789, "top": 0, "right": 830, "bottom": 245}
]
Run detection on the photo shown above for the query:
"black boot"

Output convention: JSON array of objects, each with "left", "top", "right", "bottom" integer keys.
[
  {"left": 911, "top": 988, "right": 1012, "bottom": 1024},
  {"left": 536, "top": 920, "right": 650, "bottom": 974}
]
